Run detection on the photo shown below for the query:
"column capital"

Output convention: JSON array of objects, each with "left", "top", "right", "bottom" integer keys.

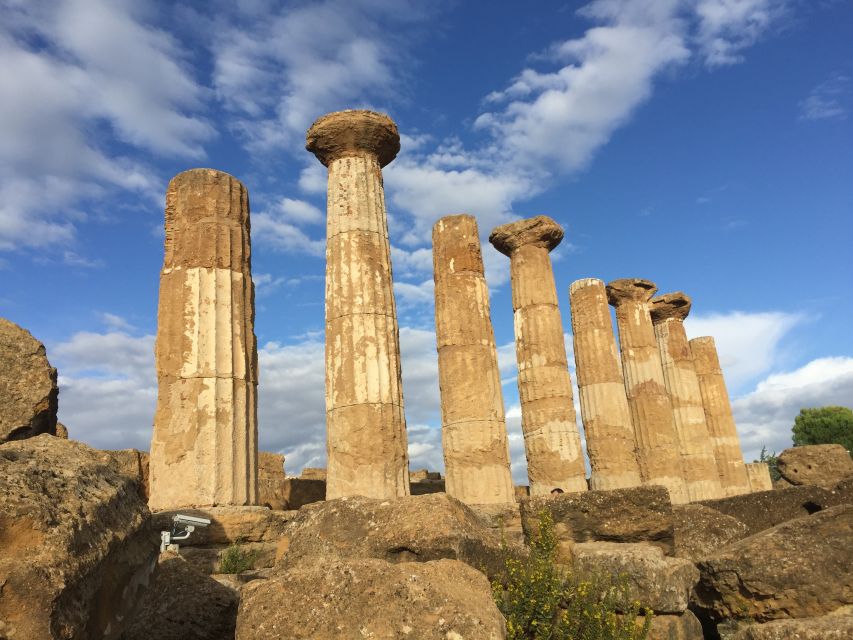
[
  {"left": 488, "top": 215, "right": 563, "bottom": 256},
  {"left": 650, "top": 292, "right": 692, "bottom": 324},
  {"left": 605, "top": 278, "right": 657, "bottom": 307},
  {"left": 306, "top": 110, "right": 400, "bottom": 167}
]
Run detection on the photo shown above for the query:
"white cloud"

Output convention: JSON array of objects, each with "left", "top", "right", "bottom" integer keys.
[
  {"left": 799, "top": 72, "right": 850, "bottom": 121},
  {"left": 0, "top": 0, "right": 211, "bottom": 251},
  {"left": 685, "top": 310, "right": 801, "bottom": 392},
  {"left": 474, "top": 0, "right": 689, "bottom": 173},
  {"left": 210, "top": 0, "right": 430, "bottom": 151},
  {"left": 693, "top": 0, "right": 788, "bottom": 68},
  {"left": 732, "top": 357, "right": 853, "bottom": 462},
  {"left": 277, "top": 197, "right": 325, "bottom": 225},
  {"left": 252, "top": 209, "right": 325, "bottom": 256}
]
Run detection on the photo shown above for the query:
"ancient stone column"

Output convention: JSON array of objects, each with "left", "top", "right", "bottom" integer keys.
[
  {"left": 745, "top": 462, "right": 773, "bottom": 492},
  {"left": 690, "top": 336, "right": 751, "bottom": 496},
  {"left": 606, "top": 279, "right": 689, "bottom": 504},
  {"left": 432, "top": 215, "right": 515, "bottom": 504},
  {"left": 306, "top": 110, "right": 409, "bottom": 500},
  {"left": 650, "top": 293, "right": 722, "bottom": 501},
  {"left": 489, "top": 217, "right": 586, "bottom": 495},
  {"left": 568, "top": 278, "right": 642, "bottom": 490},
  {"left": 149, "top": 168, "right": 258, "bottom": 510}
]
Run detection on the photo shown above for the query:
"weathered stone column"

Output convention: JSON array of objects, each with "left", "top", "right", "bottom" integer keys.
[
  {"left": 606, "top": 279, "right": 689, "bottom": 504},
  {"left": 432, "top": 215, "right": 515, "bottom": 504},
  {"left": 745, "top": 462, "right": 773, "bottom": 492},
  {"left": 306, "top": 110, "right": 409, "bottom": 500},
  {"left": 650, "top": 293, "right": 722, "bottom": 501},
  {"left": 489, "top": 217, "right": 586, "bottom": 495},
  {"left": 569, "top": 278, "right": 642, "bottom": 490},
  {"left": 149, "top": 169, "right": 258, "bottom": 510},
  {"left": 690, "top": 336, "right": 751, "bottom": 496}
]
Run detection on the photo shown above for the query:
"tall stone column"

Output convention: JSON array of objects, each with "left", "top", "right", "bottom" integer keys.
[
  {"left": 569, "top": 278, "right": 642, "bottom": 490},
  {"left": 745, "top": 462, "right": 773, "bottom": 492},
  {"left": 306, "top": 110, "right": 409, "bottom": 500},
  {"left": 489, "top": 217, "right": 586, "bottom": 495},
  {"left": 650, "top": 293, "right": 722, "bottom": 501},
  {"left": 690, "top": 336, "right": 751, "bottom": 496},
  {"left": 149, "top": 168, "right": 258, "bottom": 510},
  {"left": 433, "top": 215, "right": 514, "bottom": 504},
  {"left": 606, "top": 279, "right": 689, "bottom": 504}
]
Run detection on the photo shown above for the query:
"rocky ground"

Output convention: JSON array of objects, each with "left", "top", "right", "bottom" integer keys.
[{"left": 2, "top": 316, "right": 853, "bottom": 639}]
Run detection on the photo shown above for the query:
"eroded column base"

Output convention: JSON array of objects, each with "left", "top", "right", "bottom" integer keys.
[{"left": 442, "top": 420, "right": 514, "bottom": 505}]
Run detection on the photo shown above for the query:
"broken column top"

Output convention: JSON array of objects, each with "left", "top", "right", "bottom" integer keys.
[
  {"left": 605, "top": 278, "right": 658, "bottom": 306},
  {"left": 306, "top": 109, "right": 400, "bottom": 167},
  {"left": 488, "top": 215, "right": 563, "bottom": 256},
  {"left": 650, "top": 292, "right": 692, "bottom": 324}
]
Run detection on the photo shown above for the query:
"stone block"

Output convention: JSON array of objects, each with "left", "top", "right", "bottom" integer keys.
[{"left": 777, "top": 444, "right": 853, "bottom": 489}]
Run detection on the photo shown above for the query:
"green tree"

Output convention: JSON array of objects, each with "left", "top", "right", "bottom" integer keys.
[
  {"left": 755, "top": 446, "right": 781, "bottom": 482},
  {"left": 792, "top": 406, "right": 853, "bottom": 453}
]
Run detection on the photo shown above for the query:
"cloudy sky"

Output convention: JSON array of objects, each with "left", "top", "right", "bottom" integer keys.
[{"left": 2, "top": 0, "right": 851, "bottom": 481}]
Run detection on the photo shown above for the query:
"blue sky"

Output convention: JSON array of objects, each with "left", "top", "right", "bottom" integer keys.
[{"left": 2, "top": 0, "right": 851, "bottom": 481}]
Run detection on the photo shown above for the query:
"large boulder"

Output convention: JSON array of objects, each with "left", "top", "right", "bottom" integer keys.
[
  {"left": 694, "top": 504, "right": 853, "bottom": 624},
  {"left": 672, "top": 503, "right": 751, "bottom": 561},
  {"left": 280, "top": 493, "right": 520, "bottom": 580},
  {"left": 0, "top": 435, "right": 159, "bottom": 639},
  {"left": 236, "top": 557, "right": 506, "bottom": 639},
  {"left": 731, "top": 614, "right": 853, "bottom": 639},
  {"left": 642, "top": 612, "right": 704, "bottom": 640},
  {"left": 777, "top": 444, "right": 853, "bottom": 489},
  {"left": 120, "top": 552, "right": 238, "bottom": 640},
  {"left": 101, "top": 449, "right": 150, "bottom": 500},
  {"left": 699, "top": 485, "right": 849, "bottom": 536},
  {"left": 521, "top": 486, "right": 674, "bottom": 554},
  {"left": 571, "top": 542, "right": 698, "bottom": 614},
  {"left": 0, "top": 317, "right": 58, "bottom": 442}
]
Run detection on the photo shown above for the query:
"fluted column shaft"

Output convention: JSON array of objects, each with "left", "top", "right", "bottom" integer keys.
[
  {"left": 149, "top": 168, "right": 259, "bottom": 510},
  {"left": 652, "top": 307, "right": 722, "bottom": 501},
  {"left": 433, "top": 215, "right": 514, "bottom": 504},
  {"left": 507, "top": 244, "right": 586, "bottom": 494},
  {"left": 690, "top": 336, "right": 751, "bottom": 496},
  {"left": 607, "top": 280, "right": 689, "bottom": 504},
  {"left": 569, "top": 279, "right": 642, "bottom": 490},
  {"left": 322, "top": 151, "right": 409, "bottom": 500}
]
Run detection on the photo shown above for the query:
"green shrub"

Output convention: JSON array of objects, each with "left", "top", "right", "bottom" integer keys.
[
  {"left": 218, "top": 543, "right": 257, "bottom": 574},
  {"left": 492, "top": 510, "right": 652, "bottom": 640}
]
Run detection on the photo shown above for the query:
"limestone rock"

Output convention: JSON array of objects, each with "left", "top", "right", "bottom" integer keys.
[
  {"left": 56, "top": 422, "right": 68, "bottom": 438},
  {"left": 694, "top": 505, "right": 853, "bottom": 623},
  {"left": 258, "top": 452, "right": 287, "bottom": 510},
  {"left": 521, "top": 486, "right": 674, "bottom": 554},
  {"left": 731, "top": 614, "right": 853, "bottom": 639},
  {"left": 0, "top": 317, "right": 58, "bottom": 442},
  {"left": 571, "top": 542, "right": 699, "bottom": 614},
  {"left": 0, "top": 435, "right": 158, "bottom": 640},
  {"left": 120, "top": 552, "right": 238, "bottom": 640},
  {"left": 699, "top": 485, "right": 849, "bottom": 537},
  {"left": 745, "top": 462, "right": 773, "bottom": 492},
  {"left": 642, "top": 611, "right": 704, "bottom": 640},
  {"left": 306, "top": 109, "right": 400, "bottom": 167},
  {"left": 236, "top": 557, "right": 506, "bottom": 639},
  {"left": 101, "top": 449, "right": 150, "bottom": 500},
  {"left": 672, "top": 503, "right": 750, "bottom": 561},
  {"left": 777, "top": 444, "right": 853, "bottom": 489},
  {"left": 280, "top": 493, "right": 519, "bottom": 580},
  {"left": 299, "top": 467, "right": 326, "bottom": 480}
]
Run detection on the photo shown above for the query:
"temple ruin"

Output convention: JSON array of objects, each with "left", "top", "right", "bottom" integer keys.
[
  {"left": 569, "top": 278, "right": 643, "bottom": 490},
  {"left": 306, "top": 110, "right": 410, "bottom": 500},
  {"left": 650, "top": 293, "right": 723, "bottom": 501},
  {"left": 489, "top": 216, "right": 586, "bottom": 495},
  {"left": 432, "top": 215, "right": 515, "bottom": 504},
  {"left": 606, "top": 279, "right": 690, "bottom": 504},
  {"left": 690, "top": 336, "right": 752, "bottom": 496},
  {"left": 149, "top": 168, "right": 259, "bottom": 510}
]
